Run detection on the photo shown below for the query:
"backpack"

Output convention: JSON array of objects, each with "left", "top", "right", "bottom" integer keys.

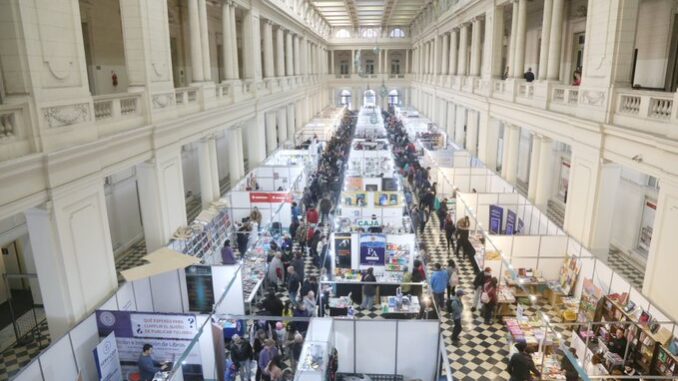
[
  {"left": 449, "top": 271, "right": 459, "bottom": 287},
  {"left": 480, "top": 291, "right": 490, "bottom": 304}
]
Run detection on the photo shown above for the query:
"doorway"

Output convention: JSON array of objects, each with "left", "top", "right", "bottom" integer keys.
[{"left": 572, "top": 32, "right": 585, "bottom": 74}]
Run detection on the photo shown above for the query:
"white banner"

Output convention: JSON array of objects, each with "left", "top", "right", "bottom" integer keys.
[
  {"left": 130, "top": 313, "right": 198, "bottom": 340},
  {"left": 93, "top": 332, "right": 122, "bottom": 381}
]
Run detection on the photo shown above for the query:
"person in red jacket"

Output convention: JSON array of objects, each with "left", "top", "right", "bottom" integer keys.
[{"left": 306, "top": 206, "right": 319, "bottom": 225}]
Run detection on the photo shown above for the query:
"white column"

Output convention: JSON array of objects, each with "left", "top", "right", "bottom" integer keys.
[
  {"left": 208, "top": 136, "right": 220, "bottom": 198},
  {"left": 222, "top": 2, "right": 234, "bottom": 80},
  {"left": 508, "top": 0, "right": 519, "bottom": 78},
  {"left": 470, "top": 17, "right": 483, "bottom": 76},
  {"left": 546, "top": 0, "right": 564, "bottom": 80},
  {"left": 538, "top": 0, "right": 553, "bottom": 80},
  {"left": 263, "top": 21, "right": 275, "bottom": 78},
  {"left": 227, "top": 128, "right": 244, "bottom": 184},
  {"left": 286, "top": 32, "right": 294, "bottom": 76},
  {"left": 502, "top": 125, "right": 520, "bottom": 183},
  {"left": 277, "top": 107, "right": 288, "bottom": 143},
  {"left": 241, "top": 9, "right": 262, "bottom": 80},
  {"left": 405, "top": 49, "right": 410, "bottom": 74},
  {"left": 265, "top": 112, "right": 278, "bottom": 154},
  {"left": 487, "top": 5, "right": 505, "bottom": 78},
  {"left": 198, "top": 138, "right": 218, "bottom": 208},
  {"left": 198, "top": 0, "right": 211, "bottom": 81},
  {"left": 441, "top": 33, "right": 450, "bottom": 76},
  {"left": 351, "top": 49, "right": 355, "bottom": 74},
  {"left": 588, "top": 161, "right": 622, "bottom": 258},
  {"left": 245, "top": 113, "right": 266, "bottom": 166},
  {"left": 512, "top": 0, "right": 527, "bottom": 78},
  {"left": 384, "top": 49, "right": 389, "bottom": 74},
  {"left": 466, "top": 109, "right": 479, "bottom": 155},
  {"left": 457, "top": 23, "right": 469, "bottom": 75},
  {"left": 188, "top": 0, "right": 204, "bottom": 81},
  {"left": 25, "top": 179, "right": 118, "bottom": 339},
  {"left": 294, "top": 36, "right": 301, "bottom": 75},
  {"left": 287, "top": 103, "right": 295, "bottom": 137},
  {"left": 330, "top": 50, "right": 335, "bottom": 74},
  {"left": 275, "top": 27, "right": 285, "bottom": 77},
  {"left": 449, "top": 29, "right": 458, "bottom": 75},
  {"left": 478, "top": 114, "right": 499, "bottom": 169},
  {"left": 228, "top": 3, "right": 239, "bottom": 80},
  {"left": 527, "top": 134, "right": 542, "bottom": 201},
  {"left": 534, "top": 137, "right": 553, "bottom": 209},
  {"left": 446, "top": 102, "right": 456, "bottom": 138},
  {"left": 455, "top": 105, "right": 466, "bottom": 146}
]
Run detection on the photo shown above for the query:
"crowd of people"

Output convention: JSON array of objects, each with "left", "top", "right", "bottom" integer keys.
[{"left": 222, "top": 110, "right": 356, "bottom": 381}]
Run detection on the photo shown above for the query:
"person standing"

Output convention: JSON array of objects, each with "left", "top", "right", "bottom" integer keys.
[
  {"left": 290, "top": 252, "right": 305, "bottom": 284},
  {"left": 455, "top": 216, "right": 470, "bottom": 257},
  {"left": 429, "top": 263, "right": 449, "bottom": 311},
  {"left": 221, "top": 240, "right": 236, "bottom": 264},
  {"left": 267, "top": 253, "right": 284, "bottom": 291},
  {"left": 360, "top": 267, "right": 377, "bottom": 309},
  {"left": 472, "top": 267, "right": 491, "bottom": 312},
  {"left": 258, "top": 339, "right": 278, "bottom": 381},
  {"left": 481, "top": 277, "right": 498, "bottom": 324},
  {"left": 230, "top": 334, "right": 253, "bottom": 381},
  {"left": 446, "top": 259, "right": 459, "bottom": 297},
  {"left": 286, "top": 266, "right": 301, "bottom": 306},
  {"left": 306, "top": 205, "right": 319, "bottom": 225},
  {"left": 448, "top": 290, "right": 464, "bottom": 343},
  {"left": 137, "top": 344, "right": 168, "bottom": 381},
  {"left": 523, "top": 68, "right": 535, "bottom": 82},
  {"left": 444, "top": 215, "right": 456, "bottom": 253},
  {"left": 508, "top": 342, "right": 541, "bottom": 381},
  {"left": 319, "top": 196, "right": 333, "bottom": 225}
]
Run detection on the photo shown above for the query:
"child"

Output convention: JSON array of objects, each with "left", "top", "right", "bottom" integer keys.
[{"left": 274, "top": 322, "right": 286, "bottom": 353}]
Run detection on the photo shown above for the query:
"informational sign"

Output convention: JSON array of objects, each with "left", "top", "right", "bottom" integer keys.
[
  {"left": 638, "top": 198, "right": 656, "bottom": 252},
  {"left": 249, "top": 193, "right": 292, "bottom": 203},
  {"left": 505, "top": 209, "right": 517, "bottom": 235},
  {"left": 359, "top": 234, "right": 386, "bottom": 266},
  {"left": 517, "top": 218, "right": 524, "bottom": 234},
  {"left": 96, "top": 310, "right": 201, "bottom": 375},
  {"left": 356, "top": 219, "right": 380, "bottom": 228},
  {"left": 93, "top": 332, "right": 122, "bottom": 381},
  {"left": 334, "top": 233, "right": 352, "bottom": 269},
  {"left": 489, "top": 205, "right": 504, "bottom": 234},
  {"left": 381, "top": 178, "right": 398, "bottom": 191},
  {"left": 186, "top": 265, "right": 214, "bottom": 313},
  {"left": 375, "top": 192, "right": 400, "bottom": 207}
]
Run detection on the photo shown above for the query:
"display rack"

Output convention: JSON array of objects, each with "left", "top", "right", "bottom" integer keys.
[{"left": 168, "top": 207, "right": 233, "bottom": 263}]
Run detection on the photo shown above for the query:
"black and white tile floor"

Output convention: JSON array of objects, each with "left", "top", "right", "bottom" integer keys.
[
  {"left": 0, "top": 320, "right": 49, "bottom": 380},
  {"left": 606, "top": 249, "right": 645, "bottom": 290}
]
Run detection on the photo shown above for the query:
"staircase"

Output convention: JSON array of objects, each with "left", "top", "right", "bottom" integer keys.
[{"left": 546, "top": 200, "right": 565, "bottom": 228}]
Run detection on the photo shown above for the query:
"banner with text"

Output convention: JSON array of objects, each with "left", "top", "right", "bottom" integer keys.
[
  {"left": 489, "top": 205, "right": 504, "bottom": 234},
  {"left": 93, "top": 332, "right": 122, "bottom": 381},
  {"left": 359, "top": 233, "right": 386, "bottom": 266},
  {"left": 505, "top": 209, "right": 517, "bottom": 235}
]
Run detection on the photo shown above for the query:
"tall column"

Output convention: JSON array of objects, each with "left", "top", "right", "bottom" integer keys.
[
  {"left": 275, "top": 27, "right": 285, "bottom": 77},
  {"left": 286, "top": 32, "right": 294, "bottom": 76},
  {"left": 478, "top": 115, "right": 500, "bottom": 170},
  {"left": 228, "top": 3, "right": 239, "bottom": 79},
  {"left": 534, "top": 137, "right": 553, "bottom": 209},
  {"left": 405, "top": 49, "right": 410, "bottom": 74},
  {"left": 265, "top": 112, "right": 278, "bottom": 154},
  {"left": 242, "top": 8, "right": 262, "bottom": 80},
  {"left": 384, "top": 49, "right": 389, "bottom": 74},
  {"left": 441, "top": 33, "right": 450, "bottom": 76},
  {"left": 527, "top": 134, "right": 542, "bottom": 201},
  {"left": 455, "top": 105, "right": 466, "bottom": 146},
  {"left": 512, "top": 0, "right": 527, "bottom": 78},
  {"left": 466, "top": 109, "right": 479, "bottom": 155},
  {"left": 538, "top": 0, "right": 553, "bottom": 80},
  {"left": 188, "top": 0, "right": 204, "bottom": 81},
  {"left": 470, "top": 17, "right": 483, "bottom": 76},
  {"left": 351, "top": 49, "right": 355, "bottom": 74},
  {"left": 449, "top": 29, "right": 458, "bottom": 75},
  {"left": 446, "top": 103, "right": 456, "bottom": 138},
  {"left": 287, "top": 103, "right": 295, "bottom": 137},
  {"left": 277, "top": 108, "right": 288, "bottom": 143},
  {"left": 263, "top": 21, "right": 275, "bottom": 78},
  {"left": 508, "top": 0, "right": 519, "bottom": 78},
  {"left": 198, "top": 138, "right": 218, "bottom": 208},
  {"left": 25, "top": 179, "right": 118, "bottom": 339},
  {"left": 486, "top": 5, "right": 505, "bottom": 78},
  {"left": 457, "top": 23, "right": 469, "bottom": 75},
  {"left": 227, "top": 128, "right": 244, "bottom": 184},
  {"left": 245, "top": 113, "right": 266, "bottom": 165},
  {"left": 198, "top": 0, "right": 211, "bottom": 80},
  {"left": 294, "top": 36, "right": 301, "bottom": 75},
  {"left": 546, "top": 0, "right": 564, "bottom": 80},
  {"left": 330, "top": 50, "right": 335, "bottom": 74},
  {"left": 222, "top": 2, "right": 235, "bottom": 80},
  {"left": 501, "top": 125, "right": 520, "bottom": 183},
  {"left": 208, "top": 136, "right": 220, "bottom": 198}
]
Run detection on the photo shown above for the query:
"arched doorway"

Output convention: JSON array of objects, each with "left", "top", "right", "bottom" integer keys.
[
  {"left": 363, "top": 89, "right": 376, "bottom": 107},
  {"left": 340, "top": 89, "right": 352, "bottom": 108},
  {"left": 388, "top": 89, "right": 400, "bottom": 106}
]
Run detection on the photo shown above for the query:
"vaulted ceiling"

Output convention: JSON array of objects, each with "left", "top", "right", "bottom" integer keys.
[{"left": 310, "top": 0, "right": 427, "bottom": 28}]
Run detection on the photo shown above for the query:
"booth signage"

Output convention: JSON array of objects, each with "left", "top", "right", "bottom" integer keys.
[
  {"left": 359, "top": 233, "right": 386, "bottom": 266},
  {"left": 93, "top": 332, "right": 122, "bottom": 381},
  {"left": 357, "top": 219, "right": 380, "bottom": 227},
  {"left": 505, "top": 209, "right": 517, "bottom": 235},
  {"left": 489, "top": 205, "right": 504, "bottom": 234},
  {"left": 249, "top": 192, "right": 292, "bottom": 203},
  {"left": 335, "top": 234, "right": 352, "bottom": 269}
]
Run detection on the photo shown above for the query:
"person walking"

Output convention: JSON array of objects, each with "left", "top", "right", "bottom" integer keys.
[
  {"left": 472, "top": 267, "right": 491, "bottom": 312},
  {"left": 444, "top": 215, "right": 456, "bottom": 253},
  {"left": 481, "top": 277, "right": 498, "bottom": 324},
  {"left": 360, "top": 267, "right": 377, "bottom": 310},
  {"left": 258, "top": 339, "right": 278, "bottom": 381},
  {"left": 455, "top": 216, "right": 470, "bottom": 256},
  {"left": 429, "top": 263, "right": 449, "bottom": 311},
  {"left": 286, "top": 266, "right": 301, "bottom": 306},
  {"left": 230, "top": 334, "right": 253, "bottom": 381},
  {"left": 508, "top": 342, "right": 541, "bottom": 381},
  {"left": 290, "top": 252, "right": 305, "bottom": 284},
  {"left": 319, "top": 196, "right": 332, "bottom": 225},
  {"left": 436, "top": 198, "right": 448, "bottom": 230},
  {"left": 267, "top": 253, "right": 284, "bottom": 291},
  {"left": 446, "top": 259, "right": 459, "bottom": 297},
  {"left": 448, "top": 290, "right": 464, "bottom": 343}
]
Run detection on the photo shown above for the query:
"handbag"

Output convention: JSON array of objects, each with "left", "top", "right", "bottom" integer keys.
[{"left": 481, "top": 291, "right": 490, "bottom": 304}]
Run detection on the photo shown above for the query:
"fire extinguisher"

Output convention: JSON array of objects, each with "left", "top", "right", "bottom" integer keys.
[{"left": 111, "top": 70, "right": 118, "bottom": 88}]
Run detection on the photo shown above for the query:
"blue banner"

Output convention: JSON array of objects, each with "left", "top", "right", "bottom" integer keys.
[
  {"left": 489, "top": 205, "right": 504, "bottom": 234},
  {"left": 505, "top": 209, "right": 517, "bottom": 235},
  {"left": 359, "top": 233, "right": 387, "bottom": 266}
]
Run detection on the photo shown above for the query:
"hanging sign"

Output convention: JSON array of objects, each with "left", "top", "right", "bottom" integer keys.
[
  {"left": 489, "top": 205, "right": 504, "bottom": 234},
  {"left": 359, "top": 233, "right": 386, "bottom": 266},
  {"left": 505, "top": 209, "right": 517, "bottom": 235}
]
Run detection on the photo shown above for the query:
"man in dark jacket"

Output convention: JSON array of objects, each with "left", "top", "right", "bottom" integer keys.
[
  {"left": 508, "top": 342, "right": 541, "bottom": 381},
  {"left": 230, "top": 334, "right": 253, "bottom": 381},
  {"left": 360, "top": 267, "right": 377, "bottom": 309},
  {"left": 290, "top": 252, "right": 305, "bottom": 283},
  {"left": 260, "top": 291, "right": 283, "bottom": 316},
  {"left": 319, "top": 197, "right": 332, "bottom": 225},
  {"left": 286, "top": 266, "right": 301, "bottom": 306}
]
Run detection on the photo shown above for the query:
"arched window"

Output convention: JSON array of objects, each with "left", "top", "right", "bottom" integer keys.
[
  {"left": 388, "top": 89, "right": 400, "bottom": 105},
  {"left": 335, "top": 28, "right": 350, "bottom": 38},
  {"left": 361, "top": 28, "right": 379, "bottom": 38},
  {"left": 340, "top": 89, "right": 352, "bottom": 106},
  {"left": 363, "top": 89, "right": 376, "bottom": 106},
  {"left": 389, "top": 28, "right": 405, "bottom": 38}
]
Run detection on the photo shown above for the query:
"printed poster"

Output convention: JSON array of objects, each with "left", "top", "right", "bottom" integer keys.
[
  {"left": 385, "top": 243, "right": 410, "bottom": 271},
  {"left": 505, "top": 209, "right": 517, "bottom": 235},
  {"left": 334, "top": 233, "right": 352, "bottom": 269},
  {"left": 359, "top": 233, "right": 386, "bottom": 266},
  {"left": 489, "top": 204, "right": 504, "bottom": 234},
  {"left": 93, "top": 332, "right": 122, "bottom": 381}
]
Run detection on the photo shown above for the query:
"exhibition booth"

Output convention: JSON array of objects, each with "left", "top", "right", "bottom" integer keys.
[
  {"left": 354, "top": 107, "right": 387, "bottom": 139},
  {"left": 295, "top": 107, "right": 344, "bottom": 144}
]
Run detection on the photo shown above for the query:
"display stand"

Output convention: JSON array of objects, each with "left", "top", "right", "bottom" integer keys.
[{"left": 295, "top": 318, "right": 335, "bottom": 381}]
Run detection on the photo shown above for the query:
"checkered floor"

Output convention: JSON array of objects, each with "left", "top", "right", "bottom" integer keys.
[
  {"left": 607, "top": 248, "right": 645, "bottom": 290},
  {"left": 0, "top": 320, "right": 50, "bottom": 381}
]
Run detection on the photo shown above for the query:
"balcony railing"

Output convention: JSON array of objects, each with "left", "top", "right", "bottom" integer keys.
[
  {"left": 518, "top": 83, "right": 534, "bottom": 99},
  {"left": 617, "top": 91, "right": 674, "bottom": 121},
  {"left": 0, "top": 105, "right": 20, "bottom": 140},
  {"left": 175, "top": 87, "right": 199, "bottom": 105},
  {"left": 551, "top": 86, "right": 579, "bottom": 105},
  {"left": 93, "top": 93, "right": 142, "bottom": 121}
]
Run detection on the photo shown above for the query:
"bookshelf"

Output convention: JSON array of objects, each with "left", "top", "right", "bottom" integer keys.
[{"left": 654, "top": 345, "right": 678, "bottom": 376}]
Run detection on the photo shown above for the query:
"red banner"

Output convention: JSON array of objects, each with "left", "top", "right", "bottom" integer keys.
[{"left": 249, "top": 192, "right": 292, "bottom": 203}]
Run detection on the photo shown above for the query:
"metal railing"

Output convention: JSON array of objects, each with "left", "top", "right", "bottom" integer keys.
[{"left": 1, "top": 273, "right": 48, "bottom": 349}]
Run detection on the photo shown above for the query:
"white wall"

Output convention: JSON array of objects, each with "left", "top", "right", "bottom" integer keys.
[
  {"left": 105, "top": 168, "right": 143, "bottom": 255},
  {"left": 633, "top": 0, "right": 674, "bottom": 89},
  {"left": 182, "top": 143, "right": 202, "bottom": 198},
  {"left": 610, "top": 169, "right": 658, "bottom": 255}
]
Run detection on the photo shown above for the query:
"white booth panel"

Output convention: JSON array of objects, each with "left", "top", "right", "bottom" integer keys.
[
  {"left": 510, "top": 257, "right": 539, "bottom": 274},
  {"left": 574, "top": 257, "right": 596, "bottom": 299},
  {"left": 132, "top": 278, "right": 154, "bottom": 312},
  {"left": 487, "top": 235, "right": 512, "bottom": 255},
  {"left": 13, "top": 360, "right": 42, "bottom": 381},
  {"left": 356, "top": 320, "right": 396, "bottom": 374},
  {"left": 334, "top": 320, "right": 355, "bottom": 373},
  {"left": 469, "top": 175, "right": 486, "bottom": 193},
  {"left": 537, "top": 257, "right": 565, "bottom": 281},
  {"left": 396, "top": 321, "right": 439, "bottom": 381},
  {"left": 567, "top": 238, "right": 583, "bottom": 257},
  {"left": 39, "top": 336, "right": 78, "bottom": 380},
  {"left": 609, "top": 273, "right": 631, "bottom": 295},
  {"left": 150, "top": 270, "right": 187, "bottom": 313},
  {"left": 68, "top": 313, "right": 99, "bottom": 381},
  {"left": 511, "top": 236, "right": 541, "bottom": 258},
  {"left": 306, "top": 318, "right": 334, "bottom": 343},
  {"left": 538, "top": 236, "right": 568, "bottom": 258},
  {"left": 498, "top": 193, "right": 520, "bottom": 204},
  {"left": 592, "top": 261, "right": 614, "bottom": 295},
  {"left": 629, "top": 287, "right": 650, "bottom": 311},
  {"left": 100, "top": 293, "right": 118, "bottom": 311},
  {"left": 213, "top": 266, "right": 245, "bottom": 315},
  {"left": 197, "top": 315, "right": 216, "bottom": 380},
  {"left": 116, "top": 282, "right": 137, "bottom": 311}
]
